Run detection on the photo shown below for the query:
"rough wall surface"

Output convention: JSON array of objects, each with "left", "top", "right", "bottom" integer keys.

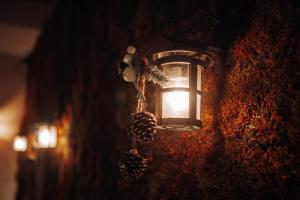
[
  {"left": 17, "top": 0, "right": 299, "bottom": 199},
  {"left": 219, "top": 3, "right": 300, "bottom": 199}
]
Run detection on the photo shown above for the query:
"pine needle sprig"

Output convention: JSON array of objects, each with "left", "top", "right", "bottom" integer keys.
[{"left": 144, "top": 65, "right": 169, "bottom": 86}]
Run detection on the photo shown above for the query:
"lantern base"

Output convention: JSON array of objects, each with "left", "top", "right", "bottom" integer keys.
[
  {"left": 157, "top": 125, "right": 201, "bottom": 131},
  {"left": 157, "top": 118, "right": 203, "bottom": 131}
]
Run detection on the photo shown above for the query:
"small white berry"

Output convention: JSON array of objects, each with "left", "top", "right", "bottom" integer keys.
[
  {"left": 123, "top": 54, "right": 132, "bottom": 64},
  {"left": 127, "top": 46, "right": 136, "bottom": 55},
  {"left": 123, "top": 66, "right": 136, "bottom": 82}
]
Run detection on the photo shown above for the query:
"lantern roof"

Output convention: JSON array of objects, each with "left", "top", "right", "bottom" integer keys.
[{"left": 141, "top": 36, "right": 224, "bottom": 71}]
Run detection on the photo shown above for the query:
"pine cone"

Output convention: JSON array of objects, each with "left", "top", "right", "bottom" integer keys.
[
  {"left": 119, "top": 150, "right": 148, "bottom": 182},
  {"left": 128, "top": 111, "right": 157, "bottom": 143}
]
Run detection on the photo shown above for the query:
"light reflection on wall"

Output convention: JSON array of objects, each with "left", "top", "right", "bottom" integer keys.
[
  {"left": 0, "top": 56, "right": 25, "bottom": 141},
  {"left": 0, "top": 55, "right": 26, "bottom": 200},
  {"left": 0, "top": 91, "right": 25, "bottom": 141}
]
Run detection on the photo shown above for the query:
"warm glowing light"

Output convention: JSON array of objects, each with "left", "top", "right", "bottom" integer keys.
[
  {"left": 162, "top": 91, "right": 189, "bottom": 118},
  {"left": 162, "top": 62, "right": 189, "bottom": 88},
  {"left": 34, "top": 125, "right": 57, "bottom": 148},
  {"left": 165, "top": 77, "right": 189, "bottom": 88},
  {"left": 13, "top": 136, "right": 27, "bottom": 152},
  {"left": 152, "top": 50, "right": 209, "bottom": 129}
]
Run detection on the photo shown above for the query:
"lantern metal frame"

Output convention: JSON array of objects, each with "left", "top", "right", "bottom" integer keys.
[{"left": 149, "top": 49, "right": 214, "bottom": 130}]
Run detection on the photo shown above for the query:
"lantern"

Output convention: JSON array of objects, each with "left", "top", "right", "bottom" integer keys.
[
  {"left": 33, "top": 123, "right": 57, "bottom": 148},
  {"left": 13, "top": 136, "right": 28, "bottom": 152},
  {"left": 151, "top": 50, "right": 214, "bottom": 130}
]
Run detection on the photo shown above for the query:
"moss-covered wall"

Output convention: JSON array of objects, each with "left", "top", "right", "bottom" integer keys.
[
  {"left": 219, "top": 3, "right": 300, "bottom": 199},
  {"left": 17, "top": 0, "right": 299, "bottom": 199}
]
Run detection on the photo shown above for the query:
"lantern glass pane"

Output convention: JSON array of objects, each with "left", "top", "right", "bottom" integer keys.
[
  {"left": 162, "top": 62, "right": 190, "bottom": 88},
  {"left": 34, "top": 124, "right": 57, "bottom": 148},
  {"left": 196, "top": 94, "right": 201, "bottom": 120},
  {"left": 197, "top": 65, "right": 202, "bottom": 91},
  {"left": 162, "top": 91, "right": 189, "bottom": 118},
  {"left": 13, "top": 136, "right": 27, "bottom": 152}
]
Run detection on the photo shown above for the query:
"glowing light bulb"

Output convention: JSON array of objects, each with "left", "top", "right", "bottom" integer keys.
[
  {"left": 13, "top": 136, "right": 27, "bottom": 152},
  {"left": 162, "top": 91, "right": 189, "bottom": 118},
  {"left": 35, "top": 125, "right": 57, "bottom": 148}
]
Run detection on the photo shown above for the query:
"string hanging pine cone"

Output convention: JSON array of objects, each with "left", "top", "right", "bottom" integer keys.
[
  {"left": 128, "top": 111, "right": 157, "bottom": 143},
  {"left": 119, "top": 149, "right": 148, "bottom": 182}
]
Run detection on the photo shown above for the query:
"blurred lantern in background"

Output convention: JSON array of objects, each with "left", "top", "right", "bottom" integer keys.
[
  {"left": 13, "top": 136, "right": 28, "bottom": 152},
  {"left": 33, "top": 123, "right": 57, "bottom": 148}
]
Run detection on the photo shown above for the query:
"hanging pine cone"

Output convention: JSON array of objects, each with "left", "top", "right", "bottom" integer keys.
[
  {"left": 128, "top": 111, "right": 157, "bottom": 143},
  {"left": 119, "top": 150, "right": 148, "bottom": 182}
]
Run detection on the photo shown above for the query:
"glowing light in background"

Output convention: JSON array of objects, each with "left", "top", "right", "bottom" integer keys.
[
  {"left": 13, "top": 136, "right": 27, "bottom": 152},
  {"left": 162, "top": 91, "right": 189, "bottom": 118},
  {"left": 34, "top": 124, "right": 57, "bottom": 148}
]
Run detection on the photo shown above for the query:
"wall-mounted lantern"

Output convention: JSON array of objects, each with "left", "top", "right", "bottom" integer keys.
[
  {"left": 150, "top": 50, "right": 214, "bottom": 130},
  {"left": 13, "top": 136, "right": 28, "bottom": 152},
  {"left": 33, "top": 123, "right": 57, "bottom": 148}
]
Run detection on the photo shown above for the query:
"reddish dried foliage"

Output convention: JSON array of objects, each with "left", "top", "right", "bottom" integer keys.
[{"left": 219, "top": 3, "right": 300, "bottom": 198}]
